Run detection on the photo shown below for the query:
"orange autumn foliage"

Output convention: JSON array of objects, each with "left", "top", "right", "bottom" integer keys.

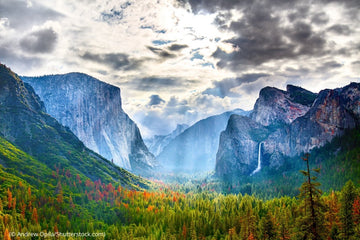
[
  {"left": 7, "top": 188, "right": 12, "bottom": 209},
  {"left": 4, "top": 228, "right": 11, "bottom": 240}
]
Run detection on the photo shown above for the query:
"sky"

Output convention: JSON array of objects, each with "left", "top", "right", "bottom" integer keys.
[{"left": 0, "top": 0, "right": 359, "bottom": 138}]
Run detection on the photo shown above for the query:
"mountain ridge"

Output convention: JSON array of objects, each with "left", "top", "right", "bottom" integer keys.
[
  {"left": 145, "top": 124, "right": 189, "bottom": 157},
  {"left": 216, "top": 82, "right": 360, "bottom": 178},
  {"left": 0, "top": 64, "right": 148, "bottom": 188},
  {"left": 22, "top": 73, "right": 157, "bottom": 175}
]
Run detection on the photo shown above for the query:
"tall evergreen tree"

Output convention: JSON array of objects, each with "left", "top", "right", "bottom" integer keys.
[
  {"left": 340, "top": 180, "right": 357, "bottom": 239},
  {"left": 260, "top": 211, "right": 276, "bottom": 240},
  {"left": 297, "top": 153, "right": 325, "bottom": 240}
]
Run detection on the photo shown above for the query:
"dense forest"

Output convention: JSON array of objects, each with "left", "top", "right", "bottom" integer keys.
[
  {"left": 1, "top": 154, "right": 360, "bottom": 240},
  {"left": 1, "top": 123, "right": 360, "bottom": 240},
  {"left": 0, "top": 115, "right": 359, "bottom": 240}
]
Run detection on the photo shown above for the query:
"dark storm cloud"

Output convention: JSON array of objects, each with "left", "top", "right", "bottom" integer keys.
[
  {"left": 177, "top": 0, "right": 356, "bottom": 71},
  {"left": 0, "top": 45, "right": 42, "bottom": 70},
  {"left": 147, "top": 46, "right": 177, "bottom": 59},
  {"left": 327, "top": 24, "right": 352, "bottom": 35},
  {"left": 80, "top": 52, "right": 143, "bottom": 70},
  {"left": 287, "top": 6, "right": 311, "bottom": 22},
  {"left": 124, "top": 76, "right": 200, "bottom": 91},
  {"left": 168, "top": 44, "right": 188, "bottom": 51},
  {"left": 178, "top": 0, "right": 300, "bottom": 14},
  {"left": 203, "top": 73, "right": 269, "bottom": 98},
  {"left": 285, "top": 67, "right": 311, "bottom": 77},
  {"left": 311, "top": 12, "right": 329, "bottom": 25},
  {"left": 177, "top": 0, "right": 249, "bottom": 13},
  {"left": 317, "top": 61, "right": 343, "bottom": 72},
  {"left": 20, "top": 28, "right": 58, "bottom": 54},
  {"left": 126, "top": 77, "right": 183, "bottom": 91},
  {"left": 286, "top": 22, "right": 327, "bottom": 55},
  {"left": 0, "top": 0, "right": 63, "bottom": 30},
  {"left": 179, "top": 0, "right": 360, "bottom": 13},
  {"left": 148, "top": 95, "right": 165, "bottom": 106},
  {"left": 212, "top": 14, "right": 327, "bottom": 70}
]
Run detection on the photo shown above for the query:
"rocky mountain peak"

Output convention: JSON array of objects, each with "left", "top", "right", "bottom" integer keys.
[
  {"left": 216, "top": 82, "right": 360, "bottom": 179},
  {"left": 0, "top": 64, "right": 44, "bottom": 113},
  {"left": 250, "top": 85, "right": 312, "bottom": 126},
  {"left": 22, "top": 73, "right": 157, "bottom": 175},
  {"left": 290, "top": 82, "right": 360, "bottom": 153}
]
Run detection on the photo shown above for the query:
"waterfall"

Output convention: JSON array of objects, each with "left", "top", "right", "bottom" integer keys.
[{"left": 250, "top": 142, "right": 263, "bottom": 176}]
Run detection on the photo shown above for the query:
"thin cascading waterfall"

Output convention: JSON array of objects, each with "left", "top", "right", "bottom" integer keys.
[{"left": 250, "top": 142, "right": 263, "bottom": 176}]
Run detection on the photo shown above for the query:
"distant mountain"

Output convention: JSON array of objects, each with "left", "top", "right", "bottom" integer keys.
[
  {"left": 157, "top": 109, "right": 250, "bottom": 173},
  {"left": 22, "top": 73, "right": 157, "bottom": 175},
  {"left": 0, "top": 64, "right": 148, "bottom": 188},
  {"left": 145, "top": 124, "right": 189, "bottom": 157},
  {"left": 215, "top": 83, "right": 360, "bottom": 178}
]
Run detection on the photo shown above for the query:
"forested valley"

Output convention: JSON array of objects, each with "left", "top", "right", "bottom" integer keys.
[{"left": 1, "top": 158, "right": 360, "bottom": 240}]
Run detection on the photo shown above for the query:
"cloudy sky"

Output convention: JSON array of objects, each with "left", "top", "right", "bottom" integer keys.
[{"left": 1, "top": 0, "right": 359, "bottom": 138}]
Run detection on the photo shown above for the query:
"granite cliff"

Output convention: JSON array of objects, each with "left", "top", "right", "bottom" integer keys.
[
  {"left": 215, "top": 83, "right": 360, "bottom": 178},
  {"left": 250, "top": 85, "right": 316, "bottom": 126},
  {"left": 22, "top": 73, "right": 157, "bottom": 175},
  {"left": 0, "top": 64, "right": 148, "bottom": 187},
  {"left": 215, "top": 115, "right": 269, "bottom": 176}
]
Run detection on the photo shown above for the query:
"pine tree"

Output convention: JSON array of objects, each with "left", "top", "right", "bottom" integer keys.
[
  {"left": 27, "top": 186, "right": 31, "bottom": 199},
  {"left": 340, "top": 180, "right": 357, "bottom": 239},
  {"left": 190, "top": 220, "right": 197, "bottom": 240},
  {"left": 297, "top": 153, "right": 325, "bottom": 240},
  {"left": 56, "top": 181, "right": 63, "bottom": 204},
  {"left": 260, "top": 211, "right": 276, "bottom": 240},
  {"left": 324, "top": 191, "right": 341, "bottom": 238}
]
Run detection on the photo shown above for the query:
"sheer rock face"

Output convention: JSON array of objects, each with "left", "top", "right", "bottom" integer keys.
[
  {"left": 290, "top": 83, "right": 360, "bottom": 154},
  {"left": 215, "top": 115, "right": 269, "bottom": 176},
  {"left": 216, "top": 83, "right": 360, "bottom": 178},
  {"left": 22, "top": 73, "right": 157, "bottom": 175},
  {"left": 250, "top": 85, "right": 316, "bottom": 126}
]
